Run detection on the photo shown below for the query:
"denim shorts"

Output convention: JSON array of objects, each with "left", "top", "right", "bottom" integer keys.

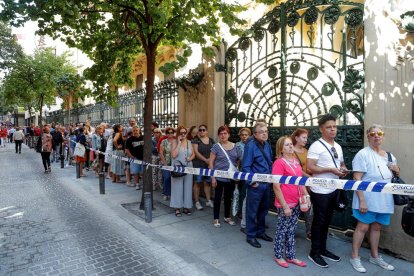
[
  {"left": 352, "top": 209, "right": 391, "bottom": 225},
  {"left": 130, "top": 162, "right": 143, "bottom": 175},
  {"left": 194, "top": 174, "right": 211, "bottom": 183}
]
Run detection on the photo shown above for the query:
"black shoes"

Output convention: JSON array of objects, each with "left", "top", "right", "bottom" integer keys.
[
  {"left": 321, "top": 250, "right": 341, "bottom": 262},
  {"left": 240, "top": 228, "right": 246, "bottom": 234},
  {"left": 246, "top": 238, "right": 261, "bottom": 248},
  {"left": 308, "top": 254, "right": 328, "bottom": 268},
  {"left": 256, "top": 233, "right": 273, "bottom": 242}
]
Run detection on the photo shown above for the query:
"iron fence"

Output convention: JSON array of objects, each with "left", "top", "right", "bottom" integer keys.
[{"left": 46, "top": 80, "right": 179, "bottom": 128}]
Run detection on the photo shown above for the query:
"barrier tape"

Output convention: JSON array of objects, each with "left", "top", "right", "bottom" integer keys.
[{"left": 68, "top": 139, "right": 414, "bottom": 196}]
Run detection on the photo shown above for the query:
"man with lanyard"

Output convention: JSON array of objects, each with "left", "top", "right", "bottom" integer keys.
[
  {"left": 307, "top": 114, "right": 348, "bottom": 268},
  {"left": 242, "top": 121, "right": 273, "bottom": 248}
]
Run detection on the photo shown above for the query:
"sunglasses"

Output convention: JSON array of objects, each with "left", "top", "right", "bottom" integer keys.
[
  {"left": 167, "top": 131, "right": 174, "bottom": 134},
  {"left": 331, "top": 147, "right": 338, "bottom": 159},
  {"left": 198, "top": 129, "right": 206, "bottom": 132},
  {"left": 369, "top": 131, "right": 384, "bottom": 137},
  {"left": 180, "top": 132, "right": 187, "bottom": 135}
]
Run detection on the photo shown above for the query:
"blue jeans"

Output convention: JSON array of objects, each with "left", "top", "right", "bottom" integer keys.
[
  {"left": 246, "top": 182, "right": 270, "bottom": 239},
  {"left": 162, "top": 170, "right": 171, "bottom": 196}
]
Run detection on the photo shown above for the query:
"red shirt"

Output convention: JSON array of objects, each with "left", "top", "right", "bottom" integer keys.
[
  {"left": 272, "top": 157, "right": 303, "bottom": 208},
  {"left": 0, "top": 129, "right": 7, "bottom": 138}
]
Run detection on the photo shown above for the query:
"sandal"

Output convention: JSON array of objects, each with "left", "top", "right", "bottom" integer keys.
[
  {"left": 273, "top": 257, "right": 289, "bottom": 268},
  {"left": 175, "top": 209, "right": 182, "bottom": 217},
  {"left": 213, "top": 220, "right": 221, "bottom": 228},
  {"left": 224, "top": 218, "right": 236, "bottom": 226},
  {"left": 183, "top": 208, "right": 192, "bottom": 215},
  {"left": 286, "top": 259, "right": 307, "bottom": 267}
]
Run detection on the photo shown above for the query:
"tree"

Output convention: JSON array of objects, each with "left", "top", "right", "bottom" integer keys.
[
  {"left": 56, "top": 73, "right": 91, "bottom": 124},
  {"left": 0, "top": 21, "right": 23, "bottom": 77},
  {"left": 1, "top": 49, "right": 78, "bottom": 127},
  {"left": 0, "top": 0, "right": 258, "bottom": 213}
]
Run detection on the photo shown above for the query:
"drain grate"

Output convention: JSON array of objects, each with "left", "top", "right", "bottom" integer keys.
[{"left": 121, "top": 200, "right": 175, "bottom": 219}]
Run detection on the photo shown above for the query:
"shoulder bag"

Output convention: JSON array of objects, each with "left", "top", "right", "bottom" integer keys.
[
  {"left": 318, "top": 140, "right": 348, "bottom": 212},
  {"left": 171, "top": 142, "right": 189, "bottom": 178},
  {"left": 402, "top": 200, "right": 414, "bottom": 237},
  {"left": 217, "top": 142, "right": 238, "bottom": 172},
  {"left": 217, "top": 142, "right": 240, "bottom": 215},
  {"left": 74, "top": 142, "right": 86, "bottom": 157},
  {"left": 387, "top": 152, "right": 410, "bottom": 206}
]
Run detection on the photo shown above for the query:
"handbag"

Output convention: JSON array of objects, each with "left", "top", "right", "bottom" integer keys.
[
  {"left": 74, "top": 142, "right": 86, "bottom": 157},
  {"left": 171, "top": 142, "right": 189, "bottom": 178},
  {"left": 171, "top": 160, "right": 187, "bottom": 178},
  {"left": 402, "top": 200, "right": 414, "bottom": 237},
  {"left": 298, "top": 187, "right": 310, "bottom": 212},
  {"left": 217, "top": 142, "right": 238, "bottom": 172},
  {"left": 318, "top": 140, "right": 348, "bottom": 212},
  {"left": 231, "top": 186, "right": 240, "bottom": 216},
  {"left": 387, "top": 152, "right": 409, "bottom": 206}
]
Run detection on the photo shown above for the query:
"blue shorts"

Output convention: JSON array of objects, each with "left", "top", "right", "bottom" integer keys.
[
  {"left": 194, "top": 174, "right": 211, "bottom": 183},
  {"left": 130, "top": 162, "right": 143, "bottom": 175},
  {"left": 352, "top": 209, "right": 391, "bottom": 225}
]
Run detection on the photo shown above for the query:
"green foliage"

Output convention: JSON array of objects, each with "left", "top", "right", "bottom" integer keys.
[
  {"left": 56, "top": 73, "right": 90, "bottom": 101},
  {"left": 0, "top": 21, "right": 23, "bottom": 77},
  {"left": 1, "top": 48, "right": 79, "bottom": 115},
  {"left": 0, "top": 0, "right": 251, "bottom": 100}
]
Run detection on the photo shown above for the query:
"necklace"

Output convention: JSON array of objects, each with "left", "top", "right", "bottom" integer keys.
[{"left": 282, "top": 157, "right": 298, "bottom": 168}]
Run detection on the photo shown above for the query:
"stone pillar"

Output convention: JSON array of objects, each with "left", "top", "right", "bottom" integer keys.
[
  {"left": 178, "top": 45, "right": 226, "bottom": 140},
  {"left": 365, "top": 0, "right": 414, "bottom": 261}
]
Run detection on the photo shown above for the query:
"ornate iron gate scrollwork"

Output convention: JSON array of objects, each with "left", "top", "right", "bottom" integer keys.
[{"left": 221, "top": 0, "right": 365, "bottom": 230}]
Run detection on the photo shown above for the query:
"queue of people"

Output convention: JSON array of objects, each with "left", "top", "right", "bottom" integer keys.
[{"left": 7, "top": 114, "right": 402, "bottom": 273}]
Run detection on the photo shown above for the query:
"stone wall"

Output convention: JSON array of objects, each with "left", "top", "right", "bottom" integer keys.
[{"left": 365, "top": 0, "right": 414, "bottom": 261}]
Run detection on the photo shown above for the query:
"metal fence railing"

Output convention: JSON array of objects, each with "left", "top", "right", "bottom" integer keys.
[{"left": 46, "top": 80, "right": 179, "bottom": 128}]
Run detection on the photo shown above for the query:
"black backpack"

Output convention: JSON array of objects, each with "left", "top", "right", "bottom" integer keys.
[{"left": 402, "top": 200, "right": 414, "bottom": 237}]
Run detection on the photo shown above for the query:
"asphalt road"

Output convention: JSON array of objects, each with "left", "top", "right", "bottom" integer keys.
[{"left": 0, "top": 144, "right": 212, "bottom": 276}]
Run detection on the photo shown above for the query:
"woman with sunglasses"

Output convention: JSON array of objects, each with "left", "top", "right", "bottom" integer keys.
[
  {"left": 159, "top": 126, "right": 176, "bottom": 200},
  {"left": 192, "top": 124, "right": 215, "bottom": 210},
  {"left": 350, "top": 124, "right": 398, "bottom": 273},
  {"left": 209, "top": 125, "right": 242, "bottom": 227},
  {"left": 170, "top": 126, "right": 195, "bottom": 217}
]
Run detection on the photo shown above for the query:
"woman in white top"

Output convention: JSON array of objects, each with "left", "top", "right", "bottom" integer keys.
[{"left": 350, "top": 124, "right": 399, "bottom": 273}]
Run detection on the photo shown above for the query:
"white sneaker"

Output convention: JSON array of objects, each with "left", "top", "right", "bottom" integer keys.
[
  {"left": 369, "top": 256, "right": 394, "bottom": 271},
  {"left": 195, "top": 201, "right": 203, "bottom": 210},
  {"left": 350, "top": 257, "right": 366, "bottom": 273},
  {"left": 205, "top": 200, "right": 214, "bottom": 208}
]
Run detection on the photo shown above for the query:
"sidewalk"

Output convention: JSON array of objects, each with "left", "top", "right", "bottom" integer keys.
[{"left": 43, "top": 151, "right": 414, "bottom": 275}]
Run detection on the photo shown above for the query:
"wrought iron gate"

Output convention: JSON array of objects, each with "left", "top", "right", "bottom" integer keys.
[{"left": 221, "top": 0, "right": 365, "bottom": 230}]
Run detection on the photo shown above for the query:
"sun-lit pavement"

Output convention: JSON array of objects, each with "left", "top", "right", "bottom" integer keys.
[{"left": 1, "top": 143, "right": 413, "bottom": 276}]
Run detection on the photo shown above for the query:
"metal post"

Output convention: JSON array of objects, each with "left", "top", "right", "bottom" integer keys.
[
  {"left": 144, "top": 192, "right": 152, "bottom": 223},
  {"left": 60, "top": 154, "right": 64, "bottom": 168},
  {"left": 76, "top": 163, "right": 80, "bottom": 178},
  {"left": 99, "top": 172, "right": 105, "bottom": 194}
]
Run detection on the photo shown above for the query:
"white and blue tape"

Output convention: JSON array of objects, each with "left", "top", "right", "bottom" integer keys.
[{"left": 71, "top": 140, "right": 414, "bottom": 196}]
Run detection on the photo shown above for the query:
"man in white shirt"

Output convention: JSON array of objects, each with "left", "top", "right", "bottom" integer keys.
[
  {"left": 307, "top": 114, "right": 348, "bottom": 268},
  {"left": 12, "top": 127, "right": 25, "bottom": 154}
]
